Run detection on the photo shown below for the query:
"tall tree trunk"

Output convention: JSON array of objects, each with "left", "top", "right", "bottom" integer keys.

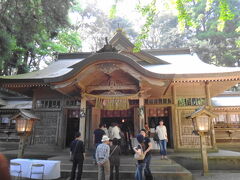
[{"left": 17, "top": 51, "right": 29, "bottom": 74}]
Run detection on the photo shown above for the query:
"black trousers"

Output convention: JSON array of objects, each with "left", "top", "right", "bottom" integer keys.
[
  {"left": 70, "top": 158, "right": 84, "bottom": 180},
  {"left": 110, "top": 164, "right": 119, "bottom": 180}
]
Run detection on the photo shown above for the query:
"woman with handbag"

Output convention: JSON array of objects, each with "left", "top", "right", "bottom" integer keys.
[
  {"left": 156, "top": 120, "right": 168, "bottom": 160},
  {"left": 109, "top": 138, "right": 121, "bottom": 180},
  {"left": 133, "top": 134, "right": 146, "bottom": 180}
]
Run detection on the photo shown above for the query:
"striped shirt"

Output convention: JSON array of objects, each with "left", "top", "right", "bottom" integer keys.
[{"left": 95, "top": 143, "right": 110, "bottom": 164}]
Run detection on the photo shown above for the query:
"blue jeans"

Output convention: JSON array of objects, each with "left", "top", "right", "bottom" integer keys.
[
  {"left": 159, "top": 140, "right": 167, "bottom": 156},
  {"left": 144, "top": 154, "right": 152, "bottom": 177},
  {"left": 135, "top": 162, "right": 145, "bottom": 180}
]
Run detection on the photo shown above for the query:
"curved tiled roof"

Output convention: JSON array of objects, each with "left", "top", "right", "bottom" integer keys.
[{"left": 1, "top": 50, "right": 240, "bottom": 83}]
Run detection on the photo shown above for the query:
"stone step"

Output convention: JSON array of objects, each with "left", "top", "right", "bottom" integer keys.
[
  {"left": 61, "top": 163, "right": 183, "bottom": 171},
  {"left": 50, "top": 155, "right": 192, "bottom": 180},
  {"left": 62, "top": 170, "right": 192, "bottom": 180},
  {"left": 52, "top": 156, "right": 175, "bottom": 165}
]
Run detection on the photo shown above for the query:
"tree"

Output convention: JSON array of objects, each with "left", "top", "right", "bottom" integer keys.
[
  {"left": 141, "top": 13, "right": 190, "bottom": 49},
  {"left": 71, "top": 4, "right": 137, "bottom": 51},
  {"left": 137, "top": 0, "right": 240, "bottom": 67},
  {"left": 189, "top": 0, "right": 240, "bottom": 66},
  {"left": 111, "top": 0, "right": 236, "bottom": 52},
  {"left": 0, "top": 0, "right": 80, "bottom": 75}
]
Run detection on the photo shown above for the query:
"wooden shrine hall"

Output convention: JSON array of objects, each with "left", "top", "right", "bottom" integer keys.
[{"left": 1, "top": 29, "right": 240, "bottom": 150}]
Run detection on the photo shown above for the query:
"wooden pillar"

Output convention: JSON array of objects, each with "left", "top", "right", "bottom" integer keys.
[
  {"left": 85, "top": 107, "right": 91, "bottom": 149},
  {"left": 80, "top": 97, "right": 86, "bottom": 142},
  {"left": 139, "top": 97, "right": 145, "bottom": 130},
  {"left": 18, "top": 136, "right": 27, "bottom": 158},
  {"left": 205, "top": 81, "right": 211, "bottom": 106},
  {"left": 205, "top": 81, "right": 217, "bottom": 149},
  {"left": 199, "top": 132, "right": 209, "bottom": 176},
  {"left": 211, "top": 117, "right": 217, "bottom": 150},
  {"left": 172, "top": 84, "right": 180, "bottom": 149},
  {"left": 134, "top": 107, "right": 140, "bottom": 136}
]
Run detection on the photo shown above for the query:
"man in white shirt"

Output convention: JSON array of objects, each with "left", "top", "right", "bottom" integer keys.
[
  {"left": 111, "top": 123, "right": 121, "bottom": 145},
  {"left": 155, "top": 120, "right": 168, "bottom": 159}
]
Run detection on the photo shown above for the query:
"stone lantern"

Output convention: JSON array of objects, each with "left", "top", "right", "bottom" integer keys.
[
  {"left": 187, "top": 106, "right": 217, "bottom": 176},
  {"left": 12, "top": 109, "right": 40, "bottom": 158}
]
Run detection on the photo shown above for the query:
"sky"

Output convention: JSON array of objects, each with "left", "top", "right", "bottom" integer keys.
[
  {"left": 72, "top": 0, "right": 176, "bottom": 51},
  {"left": 80, "top": 0, "right": 142, "bottom": 24},
  {"left": 78, "top": 0, "right": 176, "bottom": 32},
  {"left": 40, "top": 0, "right": 176, "bottom": 68}
]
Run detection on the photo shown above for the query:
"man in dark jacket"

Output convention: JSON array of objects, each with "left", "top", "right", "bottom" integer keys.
[
  {"left": 70, "top": 132, "right": 85, "bottom": 180},
  {"left": 93, "top": 124, "right": 105, "bottom": 163}
]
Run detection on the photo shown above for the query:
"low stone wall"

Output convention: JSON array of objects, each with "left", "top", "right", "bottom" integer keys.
[{"left": 172, "top": 156, "right": 240, "bottom": 170}]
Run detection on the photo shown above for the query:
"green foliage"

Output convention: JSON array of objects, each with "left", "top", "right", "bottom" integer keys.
[
  {"left": 57, "top": 31, "right": 82, "bottom": 52},
  {"left": 175, "top": 0, "right": 193, "bottom": 31},
  {"left": 129, "top": 0, "right": 238, "bottom": 51},
  {"left": 134, "top": 0, "right": 157, "bottom": 52},
  {"left": 0, "top": 30, "right": 15, "bottom": 71},
  {"left": 0, "top": 0, "right": 76, "bottom": 75},
  {"left": 74, "top": 3, "right": 137, "bottom": 52},
  {"left": 218, "top": 0, "right": 235, "bottom": 31},
  {"left": 139, "top": 0, "right": 240, "bottom": 68},
  {"left": 110, "top": 4, "right": 117, "bottom": 19},
  {"left": 141, "top": 13, "right": 190, "bottom": 49},
  {"left": 109, "top": 0, "right": 121, "bottom": 19}
]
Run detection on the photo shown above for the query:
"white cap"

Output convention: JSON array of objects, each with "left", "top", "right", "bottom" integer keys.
[{"left": 101, "top": 135, "right": 110, "bottom": 142}]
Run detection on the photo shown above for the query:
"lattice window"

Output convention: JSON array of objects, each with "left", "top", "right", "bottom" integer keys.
[
  {"left": 0, "top": 115, "right": 15, "bottom": 129},
  {"left": 178, "top": 98, "right": 205, "bottom": 106},
  {"left": 145, "top": 98, "right": 172, "bottom": 105},
  {"left": 214, "top": 113, "right": 240, "bottom": 128},
  {"left": 213, "top": 113, "right": 227, "bottom": 124},
  {"left": 229, "top": 114, "right": 240, "bottom": 124},
  {"left": 65, "top": 99, "right": 80, "bottom": 107},
  {"left": 35, "top": 99, "right": 61, "bottom": 109}
]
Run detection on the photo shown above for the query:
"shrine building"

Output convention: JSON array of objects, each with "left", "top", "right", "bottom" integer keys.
[{"left": 1, "top": 30, "right": 240, "bottom": 150}]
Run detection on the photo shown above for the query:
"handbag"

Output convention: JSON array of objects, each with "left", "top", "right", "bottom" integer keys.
[
  {"left": 70, "top": 140, "right": 79, "bottom": 161},
  {"left": 153, "top": 133, "right": 159, "bottom": 142},
  {"left": 134, "top": 144, "right": 145, "bottom": 160}
]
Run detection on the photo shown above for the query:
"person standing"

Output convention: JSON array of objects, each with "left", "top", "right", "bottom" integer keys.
[
  {"left": 102, "top": 124, "right": 109, "bottom": 137},
  {"left": 93, "top": 124, "right": 106, "bottom": 163},
  {"left": 156, "top": 120, "right": 168, "bottom": 159},
  {"left": 108, "top": 123, "right": 114, "bottom": 140},
  {"left": 140, "top": 129, "right": 153, "bottom": 180},
  {"left": 96, "top": 135, "right": 111, "bottom": 180},
  {"left": 111, "top": 123, "right": 121, "bottom": 145},
  {"left": 70, "top": 132, "right": 85, "bottom": 180},
  {"left": 134, "top": 134, "right": 146, "bottom": 180},
  {"left": 109, "top": 138, "right": 121, "bottom": 180}
]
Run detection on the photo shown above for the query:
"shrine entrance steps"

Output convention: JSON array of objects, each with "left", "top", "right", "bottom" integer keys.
[{"left": 49, "top": 155, "right": 192, "bottom": 180}]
